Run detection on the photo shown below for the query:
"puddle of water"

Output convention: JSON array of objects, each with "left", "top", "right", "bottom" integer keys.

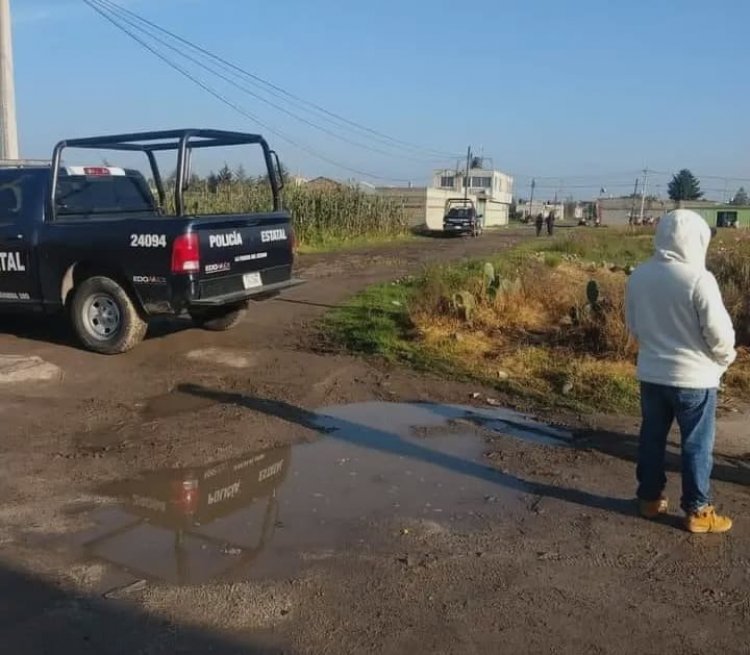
[{"left": 60, "top": 402, "right": 568, "bottom": 586}]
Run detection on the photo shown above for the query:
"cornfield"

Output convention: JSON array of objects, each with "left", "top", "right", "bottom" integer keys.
[{"left": 165, "top": 179, "right": 407, "bottom": 248}]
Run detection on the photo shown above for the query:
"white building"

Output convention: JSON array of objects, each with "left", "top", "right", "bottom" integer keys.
[
  {"left": 426, "top": 167, "right": 514, "bottom": 230},
  {"left": 376, "top": 165, "right": 514, "bottom": 230}
]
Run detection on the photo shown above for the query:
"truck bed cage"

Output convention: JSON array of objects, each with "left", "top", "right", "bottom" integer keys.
[
  {"left": 50, "top": 129, "right": 281, "bottom": 218},
  {"left": 56, "top": 129, "right": 267, "bottom": 152}
]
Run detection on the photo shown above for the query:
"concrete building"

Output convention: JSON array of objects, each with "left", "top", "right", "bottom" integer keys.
[
  {"left": 377, "top": 166, "right": 514, "bottom": 230},
  {"left": 375, "top": 186, "right": 428, "bottom": 227},
  {"left": 597, "top": 197, "right": 673, "bottom": 225},
  {"left": 683, "top": 202, "right": 750, "bottom": 228},
  {"left": 430, "top": 167, "right": 513, "bottom": 228},
  {"left": 305, "top": 176, "right": 342, "bottom": 190},
  {"left": 515, "top": 199, "right": 565, "bottom": 221},
  {"left": 597, "top": 197, "right": 750, "bottom": 228}
]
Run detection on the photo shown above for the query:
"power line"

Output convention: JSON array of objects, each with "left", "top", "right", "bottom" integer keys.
[
  {"left": 82, "top": 0, "right": 415, "bottom": 183},
  {"left": 90, "top": 0, "right": 460, "bottom": 161},
  {"left": 90, "top": 0, "right": 451, "bottom": 165}
]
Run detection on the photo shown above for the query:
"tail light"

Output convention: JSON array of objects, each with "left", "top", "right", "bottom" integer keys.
[
  {"left": 171, "top": 233, "right": 200, "bottom": 274},
  {"left": 171, "top": 478, "right": 199, "bottom": 516},
  {"left": 83, "top": 166, "right": 111, "bottom": 176}
]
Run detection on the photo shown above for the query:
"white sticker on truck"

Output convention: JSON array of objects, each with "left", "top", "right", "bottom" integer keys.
[
  {"left": 205, "top": 262, "right": 231, "bottom": 275},
  {"left": 130, "top": 234, "right": 167, "bottom": 248},
  {"left": 0, "top": 291, "right": 30, "bottom": 300},
  {"left": 234, "top": 252, "right": 268, "bottom": 263},
  {"left": 260, "top": 229, "right": 287, "bottom": 243},
  {"left": 0, "top": 252, "right": 25, "bottom": 272},
  {"left": 209, "top": 232, "right": 243, "bottom": 248}
]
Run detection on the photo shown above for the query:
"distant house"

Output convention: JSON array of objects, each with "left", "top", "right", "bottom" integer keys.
[
  {"left": 377, "top": 165, "right": 514, "bottom": 230},
  {"left": 515, "top": 199, "right": 564, "bottom": 221},
  {"left": 305, "top": 176, "right": 342, "bottom": 190},
  {"left": 428, "top": 167, "right": 514, "bottom": 229},
  {"left": 289, "top": 175, "right": 309, "bottom": 187},
  {"left": 597, "top": 198, "right": 731, "bottom": 226},
  {"left": 680, "top": 201, "right": 750, "bottom": 229}
]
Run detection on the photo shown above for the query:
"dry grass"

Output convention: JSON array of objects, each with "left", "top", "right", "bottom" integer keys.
[
  {"left": 708, "top": 234, "right": 750, "bottom": 346},
  {"left": 326, "top": 228, "right": 750, "bottom": 414},
  {"left": 410, "top": 258, "right": 640, "bottom": 412},
  {"left": 409, "top": 230, "right": 750, "bottom": 412}
]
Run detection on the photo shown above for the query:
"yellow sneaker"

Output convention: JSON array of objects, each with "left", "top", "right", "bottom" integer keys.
[
  {"left": 684, "top": 506, "right": 733, "bottom": 534},
  {"left": 639, "top": 497, "right": 668, "bottom": 519}
]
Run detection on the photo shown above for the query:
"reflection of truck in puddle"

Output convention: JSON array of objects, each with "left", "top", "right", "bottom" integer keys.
[{"left": 80, "top": 445, "right": 291, "bottom": 585}]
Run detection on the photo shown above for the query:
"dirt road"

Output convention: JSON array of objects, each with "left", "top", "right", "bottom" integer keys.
[{"left": 2, "top": 228, "right": 750, "bottom": 655}]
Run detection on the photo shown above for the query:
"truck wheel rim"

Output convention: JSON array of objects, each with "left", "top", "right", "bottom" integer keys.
[{"left": 83, "top": 294, "right": 121, "bottom": 340}]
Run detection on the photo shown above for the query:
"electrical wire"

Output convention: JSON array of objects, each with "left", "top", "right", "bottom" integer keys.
[
  {"left": 90, "top": 0, "right": 461, "bottom": 161},
  {"left": 90, "top": 0, "right": 452, "bottom": 165},
  {"left": 83, "top": 1, "right": 749, "bottom": 193},
  {"left": 82, "top": 0, "right": 416, "bottom": 183}
]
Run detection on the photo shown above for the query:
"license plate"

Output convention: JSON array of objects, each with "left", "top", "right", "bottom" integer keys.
[{"left": 242, "top": 272, "right": 262, "bottom": 289}]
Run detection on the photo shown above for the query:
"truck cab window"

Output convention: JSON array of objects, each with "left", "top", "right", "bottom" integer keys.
[
  {"left": 0, "top": 172, "right": 33, "bottom": 225},
  {"left": 56, "top": 171, "right": 156, "bottom": 217}
]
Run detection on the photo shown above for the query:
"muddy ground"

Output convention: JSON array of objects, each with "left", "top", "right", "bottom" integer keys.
[{"left": 1, "top": 228, "right": 750, "bottom": 655}]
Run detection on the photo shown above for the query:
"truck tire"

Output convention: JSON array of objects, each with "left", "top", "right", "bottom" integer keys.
[
  {"left": 191, "top": 303, "right": 248, "bottom": 331},
  {"left": 70, "top": 276, "right": 147, "bottom": 355}
]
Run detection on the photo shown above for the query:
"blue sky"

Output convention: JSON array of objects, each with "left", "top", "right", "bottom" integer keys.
[{"left": 12, "top": 0, "right": 750, "bottom": 198}]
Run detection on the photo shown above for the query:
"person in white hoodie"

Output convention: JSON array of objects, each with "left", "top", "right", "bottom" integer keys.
[{"left": 626, "top": 209, "right": 736, "bottom": 533}]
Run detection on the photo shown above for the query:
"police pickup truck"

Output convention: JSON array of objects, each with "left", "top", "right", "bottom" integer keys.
[{"left": 0, "top": 129, "right": 300, "bottom": 354}]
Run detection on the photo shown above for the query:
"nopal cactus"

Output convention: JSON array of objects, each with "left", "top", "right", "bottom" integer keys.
[
  {"left": 451, "top": 291, "right": 476, "bottom": 322},
  {"left": 483, "top": 262, "right": 521, "bottom": 300},
  {"left": 586, "top": 280, "right": 600, "bottom": 308},
  {"left": 570, "top": 279, "right": 605, "bottom": 326}
]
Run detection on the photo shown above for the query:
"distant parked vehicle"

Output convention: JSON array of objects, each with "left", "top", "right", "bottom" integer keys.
[{"left": 442, "top": 198, "right": 482, "bottom": 237}]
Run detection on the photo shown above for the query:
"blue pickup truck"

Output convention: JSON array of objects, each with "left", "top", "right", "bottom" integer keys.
[{"left": 0, "top": 129, "right": 301, "bottom": 354}]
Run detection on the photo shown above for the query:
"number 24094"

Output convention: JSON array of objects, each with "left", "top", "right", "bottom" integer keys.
[{"left": 130, "top": 234, "right": 167, "bottom": 248}]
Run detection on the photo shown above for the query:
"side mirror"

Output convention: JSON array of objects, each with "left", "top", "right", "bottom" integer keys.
[{"left": 270, "top": 150, "right": 285, "bottom": 191}]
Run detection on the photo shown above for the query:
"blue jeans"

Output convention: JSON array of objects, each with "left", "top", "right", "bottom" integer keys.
[{"left": 637, "top": 382, "right": 717, "bottom": 513}]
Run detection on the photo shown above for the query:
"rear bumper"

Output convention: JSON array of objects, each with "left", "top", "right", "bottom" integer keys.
[
  {"left": 187, "top": 277, "right": 305, "bottom": 307},
  {"left": 443, "top": 223, "right": 473, "bottom": 232}
]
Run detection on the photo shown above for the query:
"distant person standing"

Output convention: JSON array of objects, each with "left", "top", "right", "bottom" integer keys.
[
  {"left": 626, "top": 210, "right": 736, "bottom": 533},
  {"left": 546, "top": 211, "right": 555, "bottom": 236},
  {"left": 535, "top": 212, "right": 544, "bottom": 237}
]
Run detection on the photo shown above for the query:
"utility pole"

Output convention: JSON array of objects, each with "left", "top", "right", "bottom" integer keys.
[
  {"left": 629, "top": 177, "right": 639, "bottom": 224},
  {"left": 0, "top": 0, "right": 18, "bottom": 160},
  {"left": 639, "top": 168, "right": 649, "bottom": 224},
  {"left": 528, "top": 178, "right": 536, "bottom": 221},
  {"left": 464, "top": 146, "right": 471, "bottom": 201}
]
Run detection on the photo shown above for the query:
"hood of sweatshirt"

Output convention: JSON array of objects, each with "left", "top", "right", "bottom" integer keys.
[{"left": 653, "top": 209, "right": 711, "bottom": 268}]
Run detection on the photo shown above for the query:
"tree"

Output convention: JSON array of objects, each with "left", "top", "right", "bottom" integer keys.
[
  {"left": 216, "top": 163, "right": 234, "bottom": 186},
  {"left": 234, "top": 164, "right": 248, "bottom": 183},
  {"left": 668, "top": 169, "right": 703, "bottom": 201},
  {"left": 470, "top": 156, "right": 483, "bottom": 169},
  {"left": 731, "top": 187, "right": 749, "bottom": 205}
]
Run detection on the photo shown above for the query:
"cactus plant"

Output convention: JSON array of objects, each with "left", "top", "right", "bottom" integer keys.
[
  {"left": 451, "top": 291, "right": 476, "bottom": 322},
  {"left": 570, "top": 280, "right": 605, "bottom": 326},
  {"left": 483, "top": 262, "right": 521, "bottom": 300},
  {"left": 586, "top": 279, "right": 600, "bottom": 306},
  {"left": 483, "top": 262, "right": 496, "bottom": 287}
]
